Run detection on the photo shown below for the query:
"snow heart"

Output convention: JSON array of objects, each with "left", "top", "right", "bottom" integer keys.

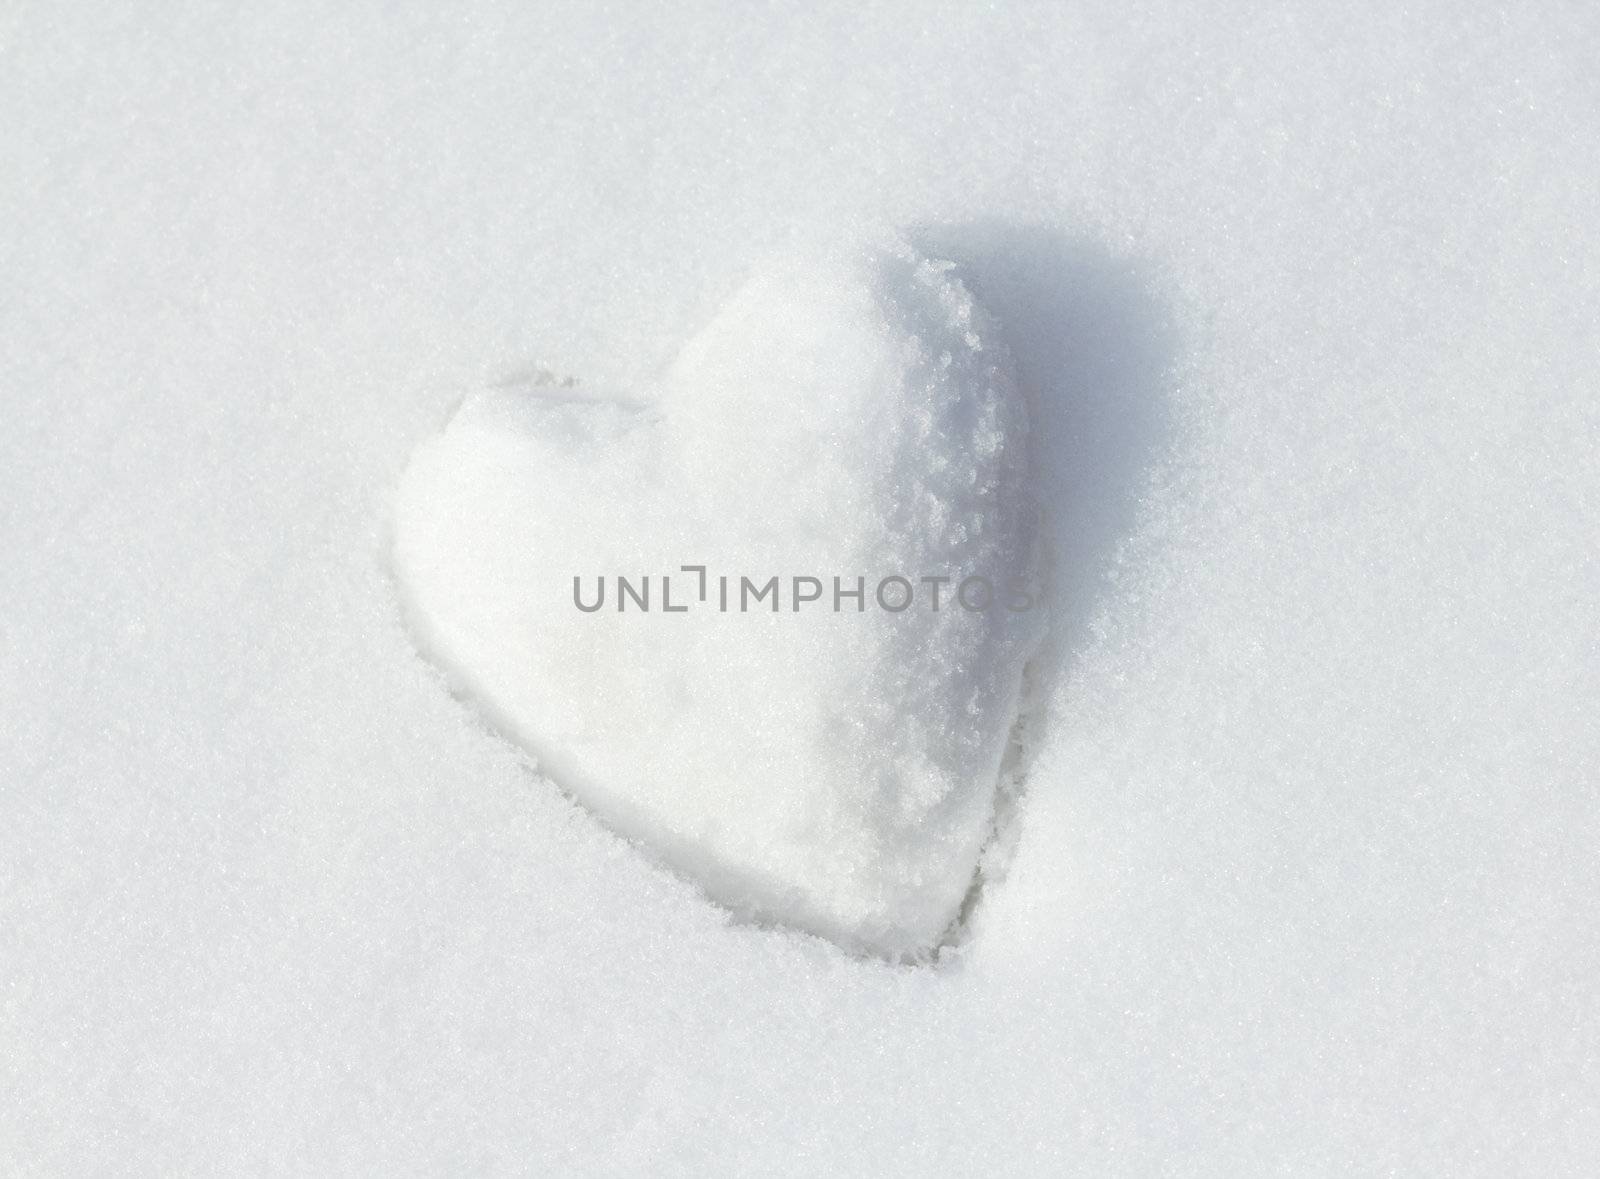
[{"left": 392, "top": 240, "right": 1045, "bottom": 958}]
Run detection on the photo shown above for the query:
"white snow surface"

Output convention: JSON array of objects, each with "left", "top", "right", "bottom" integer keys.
[
  {"left": 393, "top": 241, "right": 1042, "bottom": 958},
  {"left": 4, "top": 3, "right": 1599, "bottom": 1174}
]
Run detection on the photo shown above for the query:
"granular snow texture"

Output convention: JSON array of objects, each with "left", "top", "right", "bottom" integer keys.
[{"left": 2, "top": 3, "right": 1598, "bottom": 1174}]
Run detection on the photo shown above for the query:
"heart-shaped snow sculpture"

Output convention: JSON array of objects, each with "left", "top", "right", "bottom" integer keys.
[{"left": 393, "top": 239, "right": 1044, "bottom": 957}]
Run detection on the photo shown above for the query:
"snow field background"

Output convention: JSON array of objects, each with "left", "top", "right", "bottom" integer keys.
[{"left": 3, "top": 2, "right": 1598, "bottom": 1173}]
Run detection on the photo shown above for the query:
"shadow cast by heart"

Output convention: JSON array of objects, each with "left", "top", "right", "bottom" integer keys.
[
  {"left": 914, "top": 221, "right": 1181, "bottom": 941},
  {"left": 391, "top": 224, "right": 1179, "bottom": 965}
]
